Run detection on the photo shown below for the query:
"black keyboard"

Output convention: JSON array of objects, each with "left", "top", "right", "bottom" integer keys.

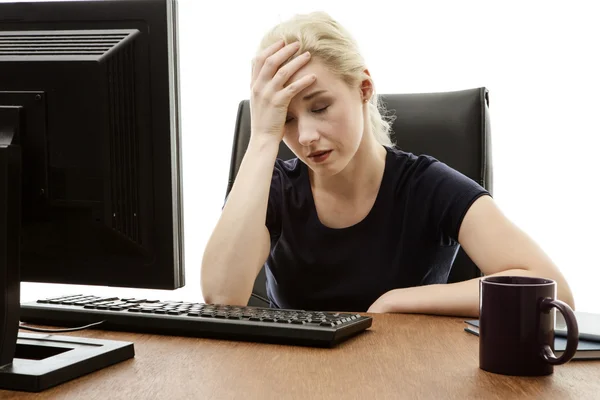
[{"left": 19, "top": 295, "right": 373, "bottom": 347}]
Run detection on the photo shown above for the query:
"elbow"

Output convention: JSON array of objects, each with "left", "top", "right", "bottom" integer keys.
[
  {"left": 541, "top": 273, "right": 576, "bottom": 311},
  {"left": 200, "top": 273, "right": 251, "bottom": 307},
  {"left": 201, "top": 280, "right": 250, "bottom": 306},
  {"left": 547, "top": 270, "right": 575, "bottom": 311},
  {"left": 543, "top": 272, "right": 576, "bottom": 311},
  {"left": 558, "top": 286, "right": 576, "bottom": 311},
  {"left": 202, "top": 292, "right": 249, "bottom": 307}
]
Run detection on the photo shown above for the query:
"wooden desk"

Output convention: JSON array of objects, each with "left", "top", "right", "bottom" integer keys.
[{"left": 1, "top": 313, "right": 599, "bottom": 399}]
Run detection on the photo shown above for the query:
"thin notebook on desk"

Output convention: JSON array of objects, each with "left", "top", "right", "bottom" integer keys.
[
  {"left": 463, "top": 318, "right": 600, "bottom": 360},
  {"left": 555, "top": 311, "right": 600, "bottom": 342}
]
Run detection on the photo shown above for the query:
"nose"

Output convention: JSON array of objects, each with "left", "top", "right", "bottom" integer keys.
[{"left": 297, "top": 119, "right": 320, "bottom": 146}]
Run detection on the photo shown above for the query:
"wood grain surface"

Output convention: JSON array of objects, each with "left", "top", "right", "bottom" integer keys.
[{"left": 1, "top": 313, "right": 599, "bottom": 399}]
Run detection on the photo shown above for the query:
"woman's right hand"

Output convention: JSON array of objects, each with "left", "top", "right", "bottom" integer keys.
[{"left": 249, "top": 40, "right": 316, "bottom": 142}]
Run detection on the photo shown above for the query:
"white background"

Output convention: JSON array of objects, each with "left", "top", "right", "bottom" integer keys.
[{"left": 20, "top": 0, "right": 599, "bottom": 313}]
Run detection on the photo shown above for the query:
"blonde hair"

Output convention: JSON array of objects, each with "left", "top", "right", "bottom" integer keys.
[{"left": 256, "top": 11, "right": 396, "bottom": 147}]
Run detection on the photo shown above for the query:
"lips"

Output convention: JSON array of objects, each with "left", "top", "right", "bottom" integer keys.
[{"left": 308, "top": 150, "right": 332, "bottom": 158}]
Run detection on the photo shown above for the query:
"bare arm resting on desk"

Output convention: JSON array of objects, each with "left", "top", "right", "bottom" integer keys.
[{"left": 367, "top": 195, "right": 575, "bottom": 317}]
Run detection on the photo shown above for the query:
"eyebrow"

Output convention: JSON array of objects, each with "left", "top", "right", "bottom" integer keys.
[{"left": 302, "top": 89, "right": 328, "bottom": 101}]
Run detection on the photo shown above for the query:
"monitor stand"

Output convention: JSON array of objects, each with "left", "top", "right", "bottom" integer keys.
[
  {"left": 1, "top": 109, "right": 135, "bottom": 393},
  {"left": 0, "top": 333, "right": 135, "bottom": 392}
]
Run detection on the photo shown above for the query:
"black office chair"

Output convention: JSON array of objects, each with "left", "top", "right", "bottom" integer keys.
[{"left": 226, "top": 87, "right": 493, "bottom": 307}]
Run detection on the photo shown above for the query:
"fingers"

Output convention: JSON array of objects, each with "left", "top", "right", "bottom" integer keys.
[
  {"left": 270, "top": 73, "right": 317, "bottom": 107},
  {"left": 252, "top": 40, "right": 301, "bottom": 87},
  {"left": 249, "top": 39, "right": 316, "bottom": 115},
  {"left": 251, "top": 40, "right": 285, "bottom": 85},
  {"left": 271, "top": 50, "right": 311, "bottom": 90}
]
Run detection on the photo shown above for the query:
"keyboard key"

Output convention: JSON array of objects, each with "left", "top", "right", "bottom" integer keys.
[
  {"left": 61, "top": 297, "right": 88, "bottom": 305},
  {"left": 73, "top": 299, "right": 100, "bottom": 305},
  {"left": 126, "top": 299, "right": 147, "bottom": 304},
  {"left": 44, "top": 295, "right": 81, "bottom": 303},
  {"left": 94, "top": 297, "right": 120, "bottom": 303}
]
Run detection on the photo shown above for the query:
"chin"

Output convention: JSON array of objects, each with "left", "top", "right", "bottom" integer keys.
[
  {"left": 305, "top": 156, "right": 349, "bottom": 177},
  {"left": 308, "top": 166, "right": 338, "bottom": 177}
]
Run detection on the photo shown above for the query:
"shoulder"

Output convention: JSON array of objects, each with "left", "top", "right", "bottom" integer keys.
[
  {"left": 384, "top": 146, "right": 443, "bottom": 186},
  {"left": 385, "top": 146, "right": 437, "bottom": 168},
  {"left": 384, "top": 145, "right": 487, "bottom": 199}
]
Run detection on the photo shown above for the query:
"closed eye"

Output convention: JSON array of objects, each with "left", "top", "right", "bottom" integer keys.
[{"left": 285, "top": 106, "right": 329, "bottom": 124}]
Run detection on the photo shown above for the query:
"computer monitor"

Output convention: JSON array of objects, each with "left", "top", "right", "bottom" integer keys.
[{"left": 0, "top": 0, "right": 183, "bottom": 391}]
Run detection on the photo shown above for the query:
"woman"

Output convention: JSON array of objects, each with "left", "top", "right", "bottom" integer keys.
[{"left": 201, "top": 11, "right": 574, "bottom": 316}]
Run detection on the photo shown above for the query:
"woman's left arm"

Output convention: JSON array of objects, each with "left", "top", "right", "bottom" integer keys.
[{"left": 367, "top": 195, "right": 575, "bottom": 316}]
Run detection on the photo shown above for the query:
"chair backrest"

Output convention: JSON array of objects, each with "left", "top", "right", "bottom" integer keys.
[{"left": 226, "top": 87, "right": 492, "bottom": 307}]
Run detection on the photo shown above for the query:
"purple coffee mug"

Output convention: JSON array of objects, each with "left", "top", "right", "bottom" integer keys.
[{"left": 479, "top": 276, "right": 579, "bottom": 376}]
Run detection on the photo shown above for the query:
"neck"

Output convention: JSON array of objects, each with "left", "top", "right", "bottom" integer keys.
[{"left": 310, "top": 131, "right": 387, "bottom": 200}]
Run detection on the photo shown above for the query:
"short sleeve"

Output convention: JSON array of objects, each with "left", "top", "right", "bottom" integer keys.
[
  {"left": 265, "top": 163, "right": 284, "bottom": 240},
  {"left": 222, "top": 159, "right": 291, "bottom": 243},
  {"left": 411, "top": 156, "right": 491, "bottom": 242}
]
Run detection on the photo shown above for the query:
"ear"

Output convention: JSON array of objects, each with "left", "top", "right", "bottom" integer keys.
[{"left": 359, "top": 69, "right": 374, "bottom": 102}]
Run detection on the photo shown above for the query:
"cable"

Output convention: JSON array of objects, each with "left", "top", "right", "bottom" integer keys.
[{"left": 18, "top": 320, "right": 106, "bottom": 333}]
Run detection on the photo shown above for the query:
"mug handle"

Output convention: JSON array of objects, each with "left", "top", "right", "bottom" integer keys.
[{"left": 539, "top": 297, "right": 579, "bottom": 365}]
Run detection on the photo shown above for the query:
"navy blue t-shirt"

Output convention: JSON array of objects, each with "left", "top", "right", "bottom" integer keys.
[{"left": 264, "top": 145, "right": 490, "bottom": 312}]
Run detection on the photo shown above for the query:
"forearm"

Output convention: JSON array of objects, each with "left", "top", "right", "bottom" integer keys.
[
  {"left": 379, "top": 268, "right": 575, "bottom": 317},
  {"left": 201, "top": 137, "right": 280, "bottom": 304}
]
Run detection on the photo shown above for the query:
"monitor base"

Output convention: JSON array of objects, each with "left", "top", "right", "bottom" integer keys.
[{"left": 0, "top": 332, "right": 134, "bottom": 392}]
